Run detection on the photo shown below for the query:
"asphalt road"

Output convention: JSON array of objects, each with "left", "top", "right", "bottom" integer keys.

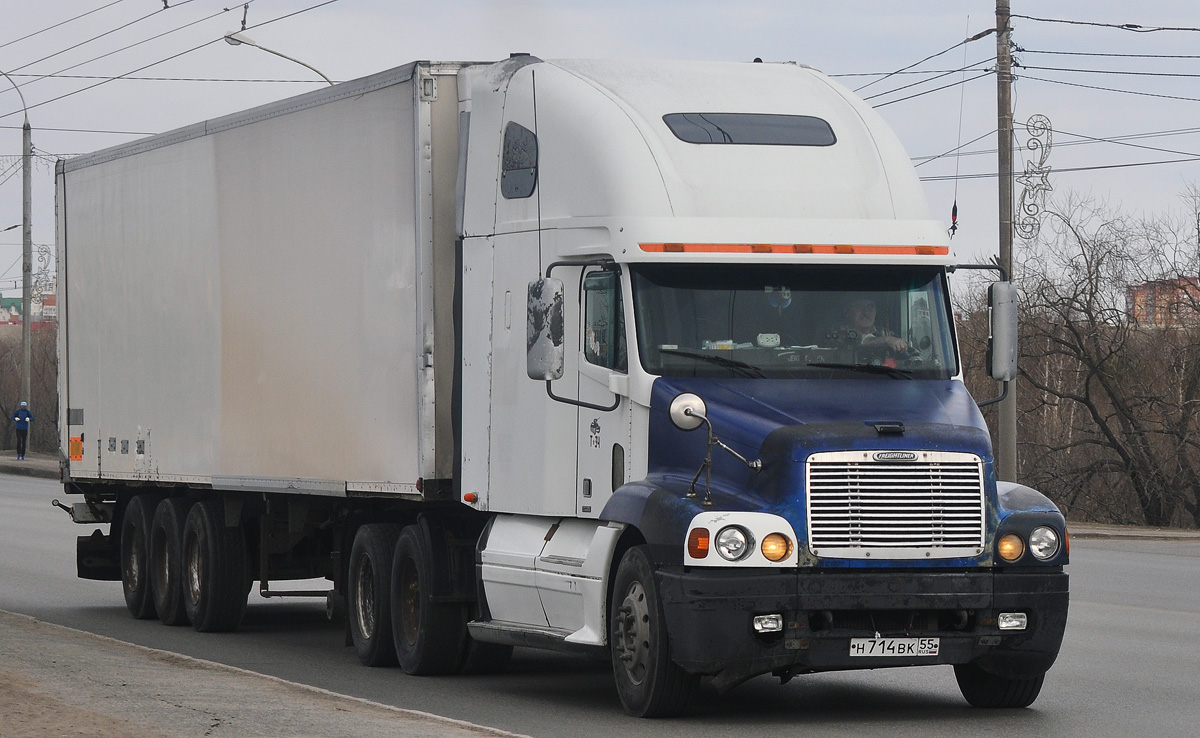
[{"left": 3, "top": 474, "right": 1199, "bottom": 737}]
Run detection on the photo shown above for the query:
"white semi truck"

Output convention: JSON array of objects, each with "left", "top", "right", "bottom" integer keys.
[{"left": 56, "top": 56, "right": 1068, "bottom": 717}]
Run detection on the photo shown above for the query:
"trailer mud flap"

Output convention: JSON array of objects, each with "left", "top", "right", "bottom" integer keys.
[{"left": 77, "top": 529, "right": 120, "bottom": 581}]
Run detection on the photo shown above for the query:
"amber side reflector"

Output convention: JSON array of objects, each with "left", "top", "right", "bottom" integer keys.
[
  {"left": 640, "top": 243, "right": 949, "bottom": 255},
  {"left": 687, "top": 528, "right": 710, "bottom": 559},
  {"left": 463, "top": 492, "right": 478, "bottom": 503}
]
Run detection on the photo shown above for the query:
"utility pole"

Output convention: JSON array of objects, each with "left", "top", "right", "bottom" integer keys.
[
  {"left": 996, "top": 0, "right": 1017, "bottom": 481},
  {"left": 21, "top": 115, "right": 31, "bottom": 405}
]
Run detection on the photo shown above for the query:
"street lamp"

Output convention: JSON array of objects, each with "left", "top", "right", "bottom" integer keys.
[
  {"left": 223, "top": 32, "right": 334, "bottom": 86},
  {"left": 1, "top": 67, "right": 33, "bottom": 405}
]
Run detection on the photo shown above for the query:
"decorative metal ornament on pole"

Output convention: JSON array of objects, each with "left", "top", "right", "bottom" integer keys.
[{"left": 1015, "top": 114, "right": 1053, "bottom": 240}]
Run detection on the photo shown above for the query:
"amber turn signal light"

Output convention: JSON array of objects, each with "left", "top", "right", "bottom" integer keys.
[
  {"left": 998, "top": 533, "right": 1025, "bottom": 561},
  {"left": 687, "top": 528, "right": 710, "bottom": 559},
  {"left": 760, "top": 533, "right": 793, "bottom": 562}
]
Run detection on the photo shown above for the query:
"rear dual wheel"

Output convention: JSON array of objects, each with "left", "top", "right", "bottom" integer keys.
[
  {"left": 182, "top": 500, "right": 250, "bottom": 632},
  {"left": 149, "top": 497, "right": 191, "bottom": 626},
  {"left": 120, "top": 495, "right": 157, "bottom": 620}
]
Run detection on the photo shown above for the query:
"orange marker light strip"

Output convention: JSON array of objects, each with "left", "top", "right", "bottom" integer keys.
[
  {"left": 640, "top": 243, "right": 948, "bottom": 256},
  {"left": 687, "top": 528, "right": 710, "bottom": 559}
]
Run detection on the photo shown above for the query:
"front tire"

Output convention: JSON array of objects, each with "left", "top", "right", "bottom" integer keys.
[
  {"left": 610, "top": 546, "right": 698, "bottom": 717},
  {"left": 390, "top": 524, "right": 467, "bottom": 675},
  {"left": 182, "top": 500, "right": 249, "bottom": 633},
  {"left": 120, "top": 495, "right": 157, "bottom": 619},
  {"left": 348, "top": 524, "right": 401, "bottom": 666},
  {"left": 149, "top": 497, "right": 191, "bottom": 626},
  {"left": 954, "top": 663, "right": 1045, "bottom": 708}
]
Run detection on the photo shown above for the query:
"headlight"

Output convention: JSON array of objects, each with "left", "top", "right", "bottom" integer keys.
[
  {"left": 715, "top": 526, "right": 753, "bottom": 561},
  {"left": 1028, "top": 526, "right": 1060, "bottom": 560},
  {"left": 760, "top": 533, "right": 793, "bottom": 562},
  {"left": 997, "top": 533, "right": 1025, "bottom": 562}
]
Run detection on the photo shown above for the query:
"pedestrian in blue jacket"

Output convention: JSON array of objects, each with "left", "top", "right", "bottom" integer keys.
[{"left": 13, "top": 401, "right": 31, "bottom": 460}]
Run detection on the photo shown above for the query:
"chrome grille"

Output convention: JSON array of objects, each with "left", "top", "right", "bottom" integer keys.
[{"left": 806, "top": 450, "right": 985, "bottom": 559}]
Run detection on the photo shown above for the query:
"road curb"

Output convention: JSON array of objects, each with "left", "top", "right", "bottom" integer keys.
[{"left": 0, "top": 609, "right": 533, "bottom": 738}]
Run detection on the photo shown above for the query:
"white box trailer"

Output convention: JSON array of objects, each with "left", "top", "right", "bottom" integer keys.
[{"left": 58, "top": 57, "right": 1067, "bottom": 717}]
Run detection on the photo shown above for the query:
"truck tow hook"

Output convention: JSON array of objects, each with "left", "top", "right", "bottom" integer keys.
[{"left": 51, "top": 499, "right": 73, "bottom": 516}]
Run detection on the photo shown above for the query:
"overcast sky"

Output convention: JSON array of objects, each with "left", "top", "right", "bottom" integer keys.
[{"left": 3, "top": 0, "right": 1200, "bottom": 296}]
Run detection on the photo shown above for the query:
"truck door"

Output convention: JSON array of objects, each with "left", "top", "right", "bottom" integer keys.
[{"left": 575, "top": 268, "right": 632, "bottom": 517}]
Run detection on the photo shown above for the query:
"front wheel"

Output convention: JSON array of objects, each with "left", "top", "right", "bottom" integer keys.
[
  {"left": 954, "top": 663, "right": 1045, "bottom": 708},
  {"left": 610, "top": 546, "right": 698, "bottom": 718}
]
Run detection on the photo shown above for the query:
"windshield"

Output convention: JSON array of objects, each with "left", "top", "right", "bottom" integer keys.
[{"left": 630, "top": 264, "right": 958, "bottom": 380}]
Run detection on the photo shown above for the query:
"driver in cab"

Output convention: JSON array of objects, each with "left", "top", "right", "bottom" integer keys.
[{"left": 839, "top": 296, "right": 908, "bottom": 353}]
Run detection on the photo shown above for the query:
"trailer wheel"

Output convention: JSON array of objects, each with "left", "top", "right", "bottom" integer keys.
[
  {"left": 182, "top": 500, "right": 249, "bottom": 633},
  {"left": 954, "top": 663, "right": 1045, "bottom": 708},
  {"left": 120, "top": 495, "right": 157, "bottom": 619},
  {"left": 610, "top": 546, "right": 698, "bottom": 717},
  {"left": 149, "top": 497, "right": 192, "bottom": 626},
  {"left": 390, "top": 524, "right": 466, "bottom": 675},
  {"left": 348, "top": 524, "right": 401, "bottom": 666}
]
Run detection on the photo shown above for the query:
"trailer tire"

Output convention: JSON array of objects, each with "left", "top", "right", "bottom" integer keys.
[
  {"left": 150, "top": 497, "right": 191, "bottom": 626},
  {"left": 348, "top": 524, "right": 401, "bottom": 666},
  {"left": 182, "top": 500, "right": 249, "bottom": 633},
  {"left": 120, "top": 495, "right": 157, "bottom": 620},
  {"left": 390, "top": 524, "right": 467, "bottom": 675},
  {"left": 954, "top": 663, "right": 1045, "bottom": 708},
  {"left": 610, "top": 546, "right": 698, "bottom": 717}
]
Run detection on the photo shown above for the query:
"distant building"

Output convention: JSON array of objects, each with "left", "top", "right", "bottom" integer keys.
[{"left": 1127, "top": 277, "right": 1200, "bottom": 328}]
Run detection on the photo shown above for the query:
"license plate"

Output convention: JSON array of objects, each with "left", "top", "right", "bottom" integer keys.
[{"left": 849, "top": 637, "right": 940, "bottom": 657}]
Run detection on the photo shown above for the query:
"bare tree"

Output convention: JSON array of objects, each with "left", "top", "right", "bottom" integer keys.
[{"left": 1008, "top": 195, "right": 1200, "bottom": 528}]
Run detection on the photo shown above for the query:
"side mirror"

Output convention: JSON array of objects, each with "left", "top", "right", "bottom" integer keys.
[
  {"left": 989, "top": 281, "right": 1018, "bottom": 382},
  {"left": 527, "top": 278, "right": 565, "bottom": 380},
  {"left": 668, "top": 393, "right": 708, "bottom": 431}
]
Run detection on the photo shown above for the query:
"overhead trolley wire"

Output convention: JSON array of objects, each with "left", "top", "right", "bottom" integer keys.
[
  {"left": 0, "top": 0, "right": 133, "bottom": 52},
  {"left": 0, "top": 0, "right": 342, "bottom": 124}
]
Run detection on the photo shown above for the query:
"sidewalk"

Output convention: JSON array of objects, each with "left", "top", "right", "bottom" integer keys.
[
  {"left": 0, "top": 609, "right": 527, "bottom": 738},
  {"left": 0, "top": 450, "right": 58, "bottom": 479}
]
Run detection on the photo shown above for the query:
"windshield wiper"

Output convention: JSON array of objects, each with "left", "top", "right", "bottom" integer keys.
[
  {"left": 659, "top": 348, "right": 766, "bottom": 378},
  {"left": 807, "top": 362, "right": 914, "bottom": 379}
]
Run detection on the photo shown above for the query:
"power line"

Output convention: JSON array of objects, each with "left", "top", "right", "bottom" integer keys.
[
  {"left": 1021, "top": 64, "right": 1200, "bottom": 79},
  {"left": 862, "top": 57, "right": 994, "bottom": 102},
  {"left": 919, "top": 156, "right": 1200, "bottom": 182},
  {"left": 914, "top": 125, "right": 1200, "bottom": 164},
  {"left": 6, "top": 73, "right": 335, "bottom": 84},
  {"left": 872, "top": 71, "right": 993, "bottom": 109},
  {"left": 0, "top": 0, "right": 342, "bottom": 124},
  {"left": 1018, "top": 73, "right": 1200, "bottom": 104},
  {"left": 5, "top": 0, "right": 202, "bottom": 75},
  {"left": 1021, "top": 48, "right": 1200, "bottom": 60},
  {"left": 5, "top": 1, "right": 248, "bottom": 100},
  {"left": 0, "top": 0, "right": 132, "bottom": 52},
  {"left": 913, "top": 130, "right": 998, "bottom": 167},
  {"left": 1011, "top": 14, "right": 1200, "bottom": 33},
  {"left": 854, "top": 27, "right": 996, "bottom": 93},
  {"left": 1, "top": 124, "right": 154, "bottom": 136}
]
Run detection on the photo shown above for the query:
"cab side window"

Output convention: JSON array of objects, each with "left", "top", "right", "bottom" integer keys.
[{"left": 583, "top": 271, "right": 627, "bottom": 372}]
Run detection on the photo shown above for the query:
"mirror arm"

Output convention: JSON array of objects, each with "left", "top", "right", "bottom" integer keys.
[
  {"left": 545, "top": 259, "right": 620, "bottom": 278},
  {"left": 975, "top": 379, "right": 1010, "bottom": 408}
]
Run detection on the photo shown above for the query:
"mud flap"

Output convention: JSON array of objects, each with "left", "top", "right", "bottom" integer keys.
[{"left": 77, "top": 529, "right": 120, "bottom": 581}]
